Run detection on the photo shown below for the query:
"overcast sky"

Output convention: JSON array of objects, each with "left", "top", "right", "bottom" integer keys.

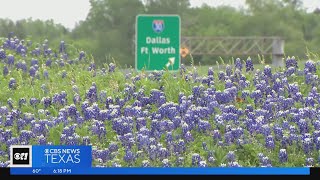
[{"left": 0, "top": 0, "right": 319, "bottom": 29}]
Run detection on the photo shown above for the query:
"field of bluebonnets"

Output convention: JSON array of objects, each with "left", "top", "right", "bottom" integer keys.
[{"left": 0, "top": 35, "right": 320, "bottom": 168}]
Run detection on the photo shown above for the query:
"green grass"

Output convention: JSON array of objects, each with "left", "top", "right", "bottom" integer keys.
[{"left": 2, "top": 38, "right": 320, "bottom": 167}]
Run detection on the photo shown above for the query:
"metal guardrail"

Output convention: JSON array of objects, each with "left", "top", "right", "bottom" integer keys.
[{"left": 181, "top": 36, "right": 285, "bottom": 66}]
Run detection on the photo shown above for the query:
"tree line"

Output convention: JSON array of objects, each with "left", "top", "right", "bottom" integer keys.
[{"left": 0, "top": 0, "right": 319, "bottom": 66}]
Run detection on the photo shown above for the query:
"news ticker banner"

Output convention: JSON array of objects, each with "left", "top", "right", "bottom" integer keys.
[
  {"left": 9, "top": 145, "right": 310, "bottom": 175},
  {"left": 10, "top": 145, "right": 91, "bottom": 168},
  {"left": 10, "top": 167, "right": 310, "bottom": 175}
]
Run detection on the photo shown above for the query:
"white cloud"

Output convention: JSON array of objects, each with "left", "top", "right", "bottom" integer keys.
[{"left": 0, "top": 0, "right": 91, "bottom": 29}]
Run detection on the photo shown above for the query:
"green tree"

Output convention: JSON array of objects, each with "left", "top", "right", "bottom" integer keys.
[{"left": 78, "top": 0, "right": 145, "bottom": 66}]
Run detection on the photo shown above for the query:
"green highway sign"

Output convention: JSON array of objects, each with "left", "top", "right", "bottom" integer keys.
[{"left": 135, "top": 14, "right": 181, "bottom": 71}]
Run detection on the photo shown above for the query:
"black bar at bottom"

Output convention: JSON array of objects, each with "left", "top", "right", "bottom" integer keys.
[
  {"left": 311, "top": 167, "right": 320, "bottom": 176},
  {"left": 0, "top": 168, "right": 10, "bottom": 177}
]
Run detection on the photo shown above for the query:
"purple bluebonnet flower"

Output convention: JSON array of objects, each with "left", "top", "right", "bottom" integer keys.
[
  {"left": 137, "top": 134, "right": 149, "bottom": 151},
  {"left": 72, "top": 93, "right": 81, "bottom": 104},
  {"left": 31, "top": 58, "right": 38, "bottom": 66},
  {"left": 227, "top": 151, "right": 236, "bottom": 162},
  {"left": 298, "top": 119, "right": 309, "bottom": 134},
  {"left": 61, "top": 70, "right": 67, "bottom": 78},
  {"left": 20, "top": 48, "right": 26, "bottom": 57},
  {"left": 279, "top": 149, "right": 288, "bottom": 163},
  {"left": 62, "top": 126, "right": 74, "bottom": 137},
  {"left": 9, "top": 78, "right": 17, "bottom": 89},
  {"left": 212, "top": 129, "right": 222, "bottom": 141},
  {"left": 265, "top": 135, "right": 275, "bottom": 150},
  {"left": 108, "top": 142, "right": 118, "bottom": 153},
  {"left": 199, "top": 161, "right": 207, "bottom": 167},
  {"left": 245, "top": 57, "right": 254, "bottom": 72},
  {"left": 136, "top": 117, "right": 147, "bottom": 131},
  {"left": 225, "top": 79, "right": 233, "bottom": 89},
  {"left": 86, "top": 84, "right": 98, "bottom": 103},
  {"left": 288, "top": 83, "right": 299, "bottom": 95},
  {"left": 0, "top": 49, "right": 6, "bottom": 59},
  {"left": 66, "top": 133, "right": 80, "bottom": 145},
  {"left": 218, "top": 71, "right": 226, "bottom": 81},
  {"left": 179, "top": 63, "right": 186, "bottom": 75},
  {"left": 302, "top": 138, "right": 313, "bottom": 154},
  {"left": 43, "top": 70, "right": 49, "bottom": 79},
  {"left": 306, "top": 157, "right": 314, "bottom": 167},
  {"left": 3, "top": 66, "right": 8, "bottom": 77},
  {"left": 7, "top": 54, "right": 14, "bottom": 66},
  {"left": 30, "top": 97, "right": 39, "bottom": 107},
  {"left": 97, "top": 109, "right": 107, "bottom": 121},
  {"left": 88, "top": 62, "right": 96, "bottom": 71},
  {"left": 41, "top": 84, "right": 48, "bottom": 94},
  {"left": 228, "top": 161, "right": 242, "bottom": 167},
  {"left": 174, "top": 139, "right": 186, "bottom": 154},
  {"left": 62, "top": 53, "right": 68, "bottom": 61},
  {"left": 76, "top": 115, "right": 84, "bottom": 124},
  {"left": 31, "top": 48, "right": 41, "bottom": 56},
  {"left": 101, "top": 68, "right": 107, "bottom": 75},
  {"left": 3, "top": 129, "right": 12, "bottom": 141},
  {"left": 135, "top": 150, "right": 144, "bottom": 159},
  {"left": 59, "top": 41, "right": 66, "bottom": 53},
  {"left": 0, "top": 161, "right": 9, "bottom": 167},
  {"left": 208, "top": 156, "right": 215, "bottom": 164},
  {"left": 158, "top": 147, "right": 169, "bottom": 160},
  {"left": 285, "top": 56, "right": 298, "bottom": 69},
  {"left": 32, "top": 123, "right": 46, "bottom": 136},
  {"left": 235, "top": 58, "right": 243, "bottom": 71},
  {"left": 29, "top": 66, "right": 36, "bottom": 77},
  {"left": 286, "top": 66, "right": 296, "bottom": 76},
  {"left": 82, "top": 136, "right": 91, "bottom": 145},
  {"left": 41, "top": 97, "right": 51, "bottom": 109},
  {"left": 261, "top": 156, "right": 272, "bottom": 166},
  {"left": 192, "top": 153, "right": 201, "bottom": 166},
  {"left": 163, "top": 132, "right": 173, "bottom": 144},
  {"left": 263, "top": 65, "right": 272, "bottom": 78},
  {"left": 305, "top": 96, "right": 315, "bottom": 107},
  {"left": 123, "top": 150, "right": 135, "bottom": 163},
  {"left": 208, "top": 67, "right": 214, "bottom": 76},
  {"left": 46, "top": 59, "right": 52, "bottom": 67},
  {"left": 304, "top": 60, "right": 316, "bottom": 74},
  {"left": 44, "top": 46, "right": 52, "bottom": 57},
  {"left": 258, "top": 153, "right": 265, "bottom": 162},
  {"left": 162, "top": 159, "right": 170, "bottom": 167},
  {"left": 174, "top": 157, "right": 184, "bottom": 167},
  {"left": 201, "top": 142, "right": 208, "bottom": 151},
  {"left": 109, "top": 63, "right": 116, "bottom": 73},
  {"left": 72, "top": 85, "right": 79, "bottom": 93},
  {"left": 273, "top": 125, "right": 283, "bottom": 140},
  {"left": 142, "top": 160, "right": 150, "bottom": 167},
  {"left": 18, "top": 98, "right": 26, "bottom": 108},
  {"left": 7, "top": 98, "right": 13, "bottom": 109},
  {"left": 99, "top": 90, "right": 107, "bottom": 103},
  {"left": 38, "top": 135, "right": 47, "bottom": 145},
  {"left": 315, "top": 137, "right": 320, "bottom": 150},
  {"left": 4, "top": 114, "right": 14, "bottom": 127},
  {"left": 79, "top": 51, "right": 85, "bottom": 60},
  {"left": 226, "top": 65, "right": 232, "bottom": 76},
  {"left": 66, "top": 104, "right": 77, "bottom": 117}
]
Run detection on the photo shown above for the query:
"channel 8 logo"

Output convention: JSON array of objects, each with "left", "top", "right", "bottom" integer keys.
[{"left": 10, "top": 145, "right": 32, "bottom": 167}]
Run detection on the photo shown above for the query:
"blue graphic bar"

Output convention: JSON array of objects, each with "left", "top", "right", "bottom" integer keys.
[
  {"left": 11, "top": 167, "right": 310, "bottom": 175},
  {"left": 32, "top": 145, "right": 92, "bottom": 168}
]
